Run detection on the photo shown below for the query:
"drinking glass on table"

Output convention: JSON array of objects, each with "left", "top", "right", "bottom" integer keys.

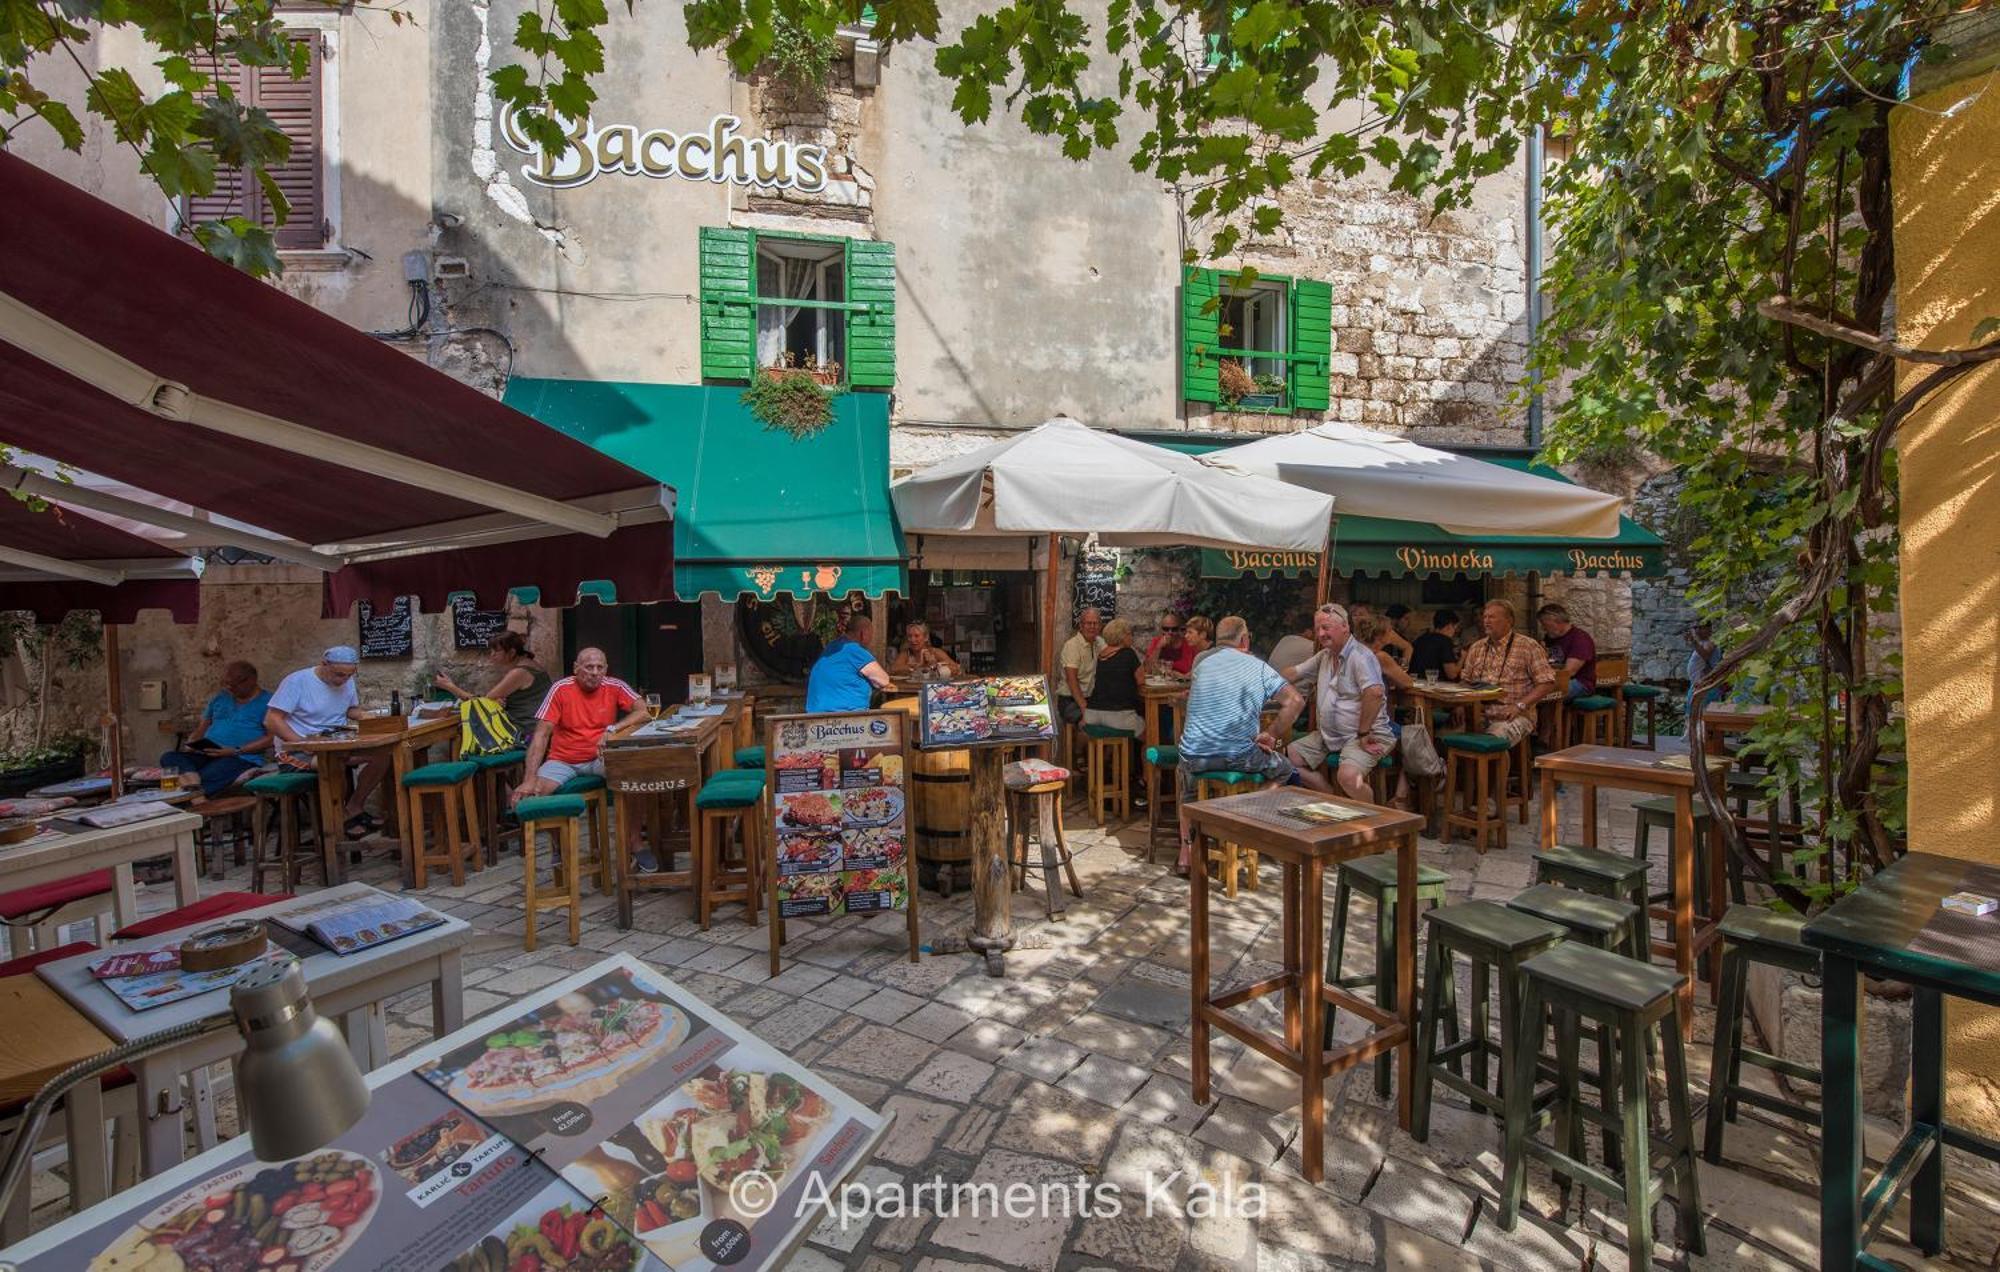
[
  {"left": 1424, "top": 669, "right": 1439, "bottom": 685},
  {"left": 644, "top": 692, "right": 662, "bottom": 720},
  {"left": 159, "top": 769, "right": 182, "bottom": 793}
]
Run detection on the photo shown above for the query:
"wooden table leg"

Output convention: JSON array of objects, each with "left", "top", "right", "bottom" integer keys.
[
  {"left": 314, "top": 751, "right": 347, "bottom": 886},
  {"left": 1580, "top": 781, "right": 1599, "bottom": 850},
  {"left": 1189, "top": 830, "right": 1211, "bottom": 1105},
  {"left": 615, "top": 792, "right": 637, "bottom": 930},
  {"left": 1912, "top": 986, "right": 1946, "bottom": 1254},
  {"left": 432, "top": 951, "right": 465, "bottom": 1036},
  {"left": 1539, "top": 770, "right": 1558, "bottom": 850},
  {"left": 1395, "top": 831, "right": 1416, "bottom": 1131},
  {"left": 1281, "top": 859, "right": 1301, "bottom": 1052},
  {"left": 171, "top": 829, "right": 201, "bottom": 908},
  {"left": 967, "top": 749, "right": 1014, "bottom": 977},
  {"left": 1036, "top": 796, "right": 1068, "bottom": 916},
  {"left": 1819, "top": 953, "right": 1863, "bottom": 1270},
  {"left": 110, "top": 863, "right": 140, "bottom": 930},
  {"left": 1671, "top": 792, "right": 1697, "bottom": 1037},
  {"left": 1298, "top": 856, "right": 1327, "bottom": 1184}
]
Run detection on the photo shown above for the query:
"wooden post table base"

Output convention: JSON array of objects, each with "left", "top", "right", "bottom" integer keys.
[{"left": 1186, "top": 786, "right": 1424, "bottom": 1184}]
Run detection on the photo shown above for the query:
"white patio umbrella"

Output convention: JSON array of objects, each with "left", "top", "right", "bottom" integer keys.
[
  {"left": 891, "top": 417, "right": 1334, "bottom": 552},
  {"left": 1205, "top": 422, "right": 1622, "bottom": 539}
]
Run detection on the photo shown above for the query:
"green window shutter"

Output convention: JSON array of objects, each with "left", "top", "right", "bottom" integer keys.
[
  {"left": 1290, "top": 277, "right": 1332, "bottom": 411},
  {"left": 699, "top": 226, "right": 755, "bottom": 382},
  {"left": 1182, "top": 266, "right": 1221, "bottom": 405},
  {"left": 845, "top": 238, "right": 896, "bottom": 389}
]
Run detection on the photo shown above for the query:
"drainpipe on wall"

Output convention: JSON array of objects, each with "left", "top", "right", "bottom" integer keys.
[{"left": 1524, "top": 126, "right": 1544, "bottom": 451}]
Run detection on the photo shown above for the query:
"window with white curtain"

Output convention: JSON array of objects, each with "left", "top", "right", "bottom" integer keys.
[{"left": 756, "top": 238, "right": 847, "bottom": 373}]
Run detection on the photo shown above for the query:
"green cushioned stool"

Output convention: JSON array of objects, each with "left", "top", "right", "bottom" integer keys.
[
  {"left": 554, "top": 772, "right": 607, "bottom": 795},
  {"left": 696, "top": 777, "right": 764, "bottom": 810},
  {"left": 1571, "top": 695, "right": 1619, "bottom": 711},
  {"left": 245, "top": 771, "right": 316, "bottom": 796},
  {"left": 471, "top": 749, "right": 526, "bottom": 771},
  {"left": 1143, "top": 745, "right": 1180, "bottom": 863},
  {"left": 733, "top": 746, "right": 767, "bottom": 770},
  {"left": 247, "top": 770, "right": 321, "bottom": 893},
  {"left": 468, "top": 751, "right": 527, "bottom": 868},
  {"left": 514, "top": 794, "right": 587, "bottom": 821},
  {"left": 401, "top": 760, "right": 479, "bottom": 788},
  {"left": 1083, "top": 724, "right": 1137, "bottom": 738},
  {"left": 1192, "top": 770, "right": 1269, "bottom": 895},
  {"left": 1568, "top": 694, "right": 1619, "bottom": 746},
  {"left": 1440, "top": 734, "right": 1511, "bottom": 853},
  {"left": 1192, "top": 769, "right": 1265, "bottom": 785},
  {"left": 1326, "top": 854, "right": 1452, "bottom": 1097},
  {"left": 1145, "top": 745, "right": 1179, "bottom": 768},
  {"left": 1083, "top": 726, "right": 1137, "bottom": 826},
  {"left": 1438, "top": 733, "right": 1510, "bottom": 754},
  {"left": 1619, "top": 683, "right": 1664, "bottom": 749}
]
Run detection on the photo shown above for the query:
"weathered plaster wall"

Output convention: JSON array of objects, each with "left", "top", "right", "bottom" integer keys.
[{"left": 1891, "top": 67, "right": 2000, "bottom": 1133}]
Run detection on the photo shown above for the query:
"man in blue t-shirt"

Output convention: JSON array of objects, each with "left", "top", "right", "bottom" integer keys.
[
  {"left": 1174, "top": 615, "right": 1306, "bottom": 872},
  {"left": 805, "top": 614, "right": 894, "bottom": 713},
  {"left": 161, "top": 660, "right": 273, "bottom": 796}
]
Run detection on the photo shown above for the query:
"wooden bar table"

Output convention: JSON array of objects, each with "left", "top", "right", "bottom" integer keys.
[
  {"left": 1185, "top": 786, "right": 1423, "bottom": 1182},
  {"left": 291, "top": 711, "right": 460, "bottom": 886},
  {"left": 1405, "top": 681, "right": 1502, "bottom": 731},
  {"left": 602, "top": 710, "right": 732, "bottom": 928},
  {"left": 1701, "top": 701, "right": 1773, "bottom": 755},
  {"left": 1534, "top": 745, "right": 1732, "bottom": 1037},
  {"left": 1139, "top": 678, "right": 1189, "bottom": 812}
]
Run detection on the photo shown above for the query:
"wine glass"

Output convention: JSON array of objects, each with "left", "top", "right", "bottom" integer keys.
[{"left": 644, "top": 692, "right": 662, "bottom": 720}]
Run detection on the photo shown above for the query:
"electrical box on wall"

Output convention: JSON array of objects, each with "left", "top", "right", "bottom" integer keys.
[{"left": 138, "top": 680, "right": 166, "bottom": 711}]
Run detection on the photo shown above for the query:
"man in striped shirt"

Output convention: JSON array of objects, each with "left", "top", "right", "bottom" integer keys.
[
  {"left": 511, "top": 647, "right": 651, "bottom": 806},
  {"left": 1175, "top": 616, "right": 1306, "bottom": 871}
]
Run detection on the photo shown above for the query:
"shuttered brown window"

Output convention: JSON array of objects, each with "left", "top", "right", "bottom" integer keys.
[{"left": 182, "top": 33, "right": 325, "bottom": 249}]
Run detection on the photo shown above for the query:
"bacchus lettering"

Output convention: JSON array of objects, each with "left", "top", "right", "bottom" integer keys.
[{"left": 500, "top": 107, "right": 831, "bottom": 193}]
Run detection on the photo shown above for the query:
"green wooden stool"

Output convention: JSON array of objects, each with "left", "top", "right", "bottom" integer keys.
[
  {"left": 401, "top": 760, "right": 483, "bottom": 888},
  {"left": 515, "top": 793, "right": 587, "bottom": 951},
  {"left": 1413, "top": 900, "right": 1566, "bottom": 1141},
  {"left": 695, "top": 772, "right": 765, "bottom": 929},
  {"left": 1533, "top": 844, "right": 1651, "bottom": 919},
  {"left": 1324, "top": 854, "right": 1451, "bottom": 1097},
  {"left": 1619, "top": 683, "right": 1664, "bottom": 750},
  {"left": 470, "top": 749, "right": 526, "bottom": 866},
  {"left": 1439, "top": 732, "right": 1511, "bottom": 854},
  {"left": 1703, "top": 905, "right": 1822, "bottom": 1163},
  {"left": 1500, "top": 942, "right": 1705, "bottom": 1268},
  {"left": 553, "top": 771, "right": 614, "bottom": 894},
  {"left": 245, "top": 770, "right": 321, "bottom": 893},
  {"left": 1192, "top": 770, "right": 1268, "bottom": 895},
  {"left": 733, "top": 746, "right": 766, "bottom": 770},
  {"left": 1568, "top": 694, "right": 1620, "bottom": 746},
  {"left": 1143, "top": 745, "right": 1179, "bottom": 864},
  {"left": 1633, "top": 796, "right": 1731, "bottom": 912}
]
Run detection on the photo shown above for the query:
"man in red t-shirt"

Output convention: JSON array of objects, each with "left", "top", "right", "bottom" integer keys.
[{"left": 511, "top": 647, "right": 650, "bottom": 806}]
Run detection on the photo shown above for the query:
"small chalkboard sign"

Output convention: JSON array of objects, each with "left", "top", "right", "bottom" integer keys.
[
  {"left": 1073, "top": 546, "right": 1118, "bottom": 624},
  {"left": 450, "top": 593, "right": 510, "bottom": 651},
  {"left": 357, "top": 596, "right": 415, "bottom": 659}
]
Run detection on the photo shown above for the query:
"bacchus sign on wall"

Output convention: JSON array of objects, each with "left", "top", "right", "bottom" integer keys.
[{"left": 499, "top": 105, "right": 831, "bottom": 192}]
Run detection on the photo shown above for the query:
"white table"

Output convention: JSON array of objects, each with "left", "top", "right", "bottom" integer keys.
[
  {"left": 35, "top": 882, "right": 470, "bottom": 1177},
  {"left": 0, "top": 811, "right": 202, "bottom": 935}
]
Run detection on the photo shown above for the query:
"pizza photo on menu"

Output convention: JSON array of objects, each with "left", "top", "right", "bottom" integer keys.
[{"left": 418, "top": 972, "right": 692, "bottom": 1119}]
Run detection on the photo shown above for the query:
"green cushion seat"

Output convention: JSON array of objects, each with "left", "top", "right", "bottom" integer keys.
[
  {"left": 1083, "top": 724, "right": 1138, "bottom": 739},
  {"left": 1621, "top": 684, "right": 1666, "bottom": 700},
  {"left": 1438, "top": 732, "right": 1511, "bottom": 754},
  {"left": 1340, "top": 855, "right": 1449, "bottom": 892},
  {"left": 245, "top": 771, "right": 316, "bottom": 796},
  {"left": 401, "top": 760, "right": 478, "bottom": 788},
  {"left": 733, "top": 746, "right": 767, "bottom": 769},
  {"left": 1192, "top": 770, "right": 1269, "bottom": 786},
  {"left": 704, "top": 769, "right": 766, "bottom": 788},
  {"left": 554, "top": 773, "right": 607, "bottom": 796},
  {"left": 471, "top": 749, "right": 527, "bottom": 771},
  {"left": 696, "top": 775, "right": 764, "bottom": 809},
  {"left": 515, "top": 794, "right": 587, "bottom": 822},
  {"left": 1571, "top": 695, "right": 1619, "bottom": 711},
  {"left": 1431, "top": 709, "right": 1454, "bottom": 729},
  {"left": 1144, "top": 744, "right": 1180, "bottom": 768}
]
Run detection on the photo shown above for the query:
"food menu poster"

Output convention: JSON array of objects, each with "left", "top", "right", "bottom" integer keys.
[
  {"left": 11, "top": 956, "right": 888, "bottom": 1272},
  {"left": 916, "top": 675, "right": 1056, "bottom": 750},
  {"left": 767, "top": 711, "right": 909, "bottom": 919}
]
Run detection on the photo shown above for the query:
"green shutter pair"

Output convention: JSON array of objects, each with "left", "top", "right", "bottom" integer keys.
[
  {"left": 698, "top": 226, "right": 896, "bottom": 389},
  {"left": 1181, "top": 266, "right": 1332, "bottom": 412}
]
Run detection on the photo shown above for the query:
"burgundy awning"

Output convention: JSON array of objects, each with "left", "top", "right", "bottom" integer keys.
[
  {"left": 0, "top": 496, "right": 201, "bottom": 623},
  {"left": 0, "top": 150, "right": 674, "bottom": 604},
  {"left": 323, "top": 521, "right": 675, "bottom": 616}
]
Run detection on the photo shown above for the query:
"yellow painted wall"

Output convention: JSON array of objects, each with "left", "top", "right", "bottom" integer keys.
[{"left": 1890, "top": 69, "right": 2000, "bottom": 1129}]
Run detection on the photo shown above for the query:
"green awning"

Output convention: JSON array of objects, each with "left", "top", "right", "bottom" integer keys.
[{"left": 503, "top": 379, "right": 906, "bottom": 601}]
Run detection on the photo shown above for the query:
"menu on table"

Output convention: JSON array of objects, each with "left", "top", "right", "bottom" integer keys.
[
  {"left": 915, "top": 674, "right": 1055, "bottom": 750},
  {"left": 87, "top": 947, "right": 295, "bottom": 1012},
  {"left": 268, "top": 891, "right": 448, "bottom": 955},
  {"left": 768, "top": 711, "right": 909, "bottom": 919},
  {"left": 12, "top": 956, "right": 888, "bottom": 1272}
]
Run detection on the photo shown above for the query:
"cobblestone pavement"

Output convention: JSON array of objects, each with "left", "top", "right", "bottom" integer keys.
[{"left": 30, "top": 767, "right": 2000, "bottom": 1270}]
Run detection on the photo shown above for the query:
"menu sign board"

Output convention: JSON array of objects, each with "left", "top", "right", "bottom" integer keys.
[
  {"left": 451, "top": 592, "right": 511, "bottom": 650},
  {"left": 915, "top": 675, "right": 1056, "bottom": 751},
  {"left": 764, "top": 711, "right": 921, "bottom": 973},
  {"left": 10, "top": 956, "right": 888, "bottom": 1272},
  {"left": 357, "top": 595, "right": 415, "bottom": 659}
]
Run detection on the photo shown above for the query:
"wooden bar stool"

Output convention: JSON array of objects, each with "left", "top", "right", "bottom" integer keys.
[
  {"left": 554, "top": 772, "right": 615, "bottom": 894},
  {"left": 190, "top": 794, "right": 256, "bottom": 880},
  {"left": 1532, "top": 844, "right": 1651, "bottom": 918},
  {"left": 515, "top": 793, "right": 586, "bottom": 950},
  {"left": 1567, "top": 694, "right": 1620, "bottom": 745},
  {"left": 1006, "top": 774, "right": 1081, "bottom": 914},
  {"left": 733, "top": 745, "right": 766, "bottom": 770},
  {"left": 1504, "top": 732, "right": 1533, "bottom": 826},
  {"left": 1192, "top": 770, "right": 1267, "bottom": 895},
  {"left": 1500, "top": 943, "right": 1705, "bottom": 1269},
  {"left": 1143, "top": 745, "right": 1179, "bottom": 863},
  {"left": 1439, "top": 733, "right": 1510, "bottom": 853},
  {"left": 695, "top": 772, "right": 764, "bottom": 929},
  {"left": 1324, "top": 853, "right": 1450, "bottom": 1097},
  {"left": 1413, "top": 900, "right": 1566, "bottom": 1141},
  {"left": 1703, "top": 905, "right": 1821, "bottom": 1163},
  {"left": 1082, "top": 725, "right": 1136, "bottom": 825},
  {"left": 1633, "top": 796, "right": 1726, "bottom": 912},
  {"left": 245, "top": 770, "right": 322, "bottom": 894},
  {"left": 402, "top": 760, "right": 483, "bottom": 888},
  {"left": 470, "top": 749, "right": 526, "bottom": 866},
  {"left": 1619, "top": 683, "right": 1664, "bottom": 750}
]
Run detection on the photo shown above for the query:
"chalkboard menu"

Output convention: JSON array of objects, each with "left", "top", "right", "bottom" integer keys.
[
  {"left": 915, "top": 675, "right": 1055, "bottom": 751},
  {"left": 357, "top": 596, "right": 415, "bottom": 659},
  {"left": 450, "top": 592, "right": 510, "bottom": 650},
  {"left": 1073, "top": 546, "right": 1118, "bottom": 624}
]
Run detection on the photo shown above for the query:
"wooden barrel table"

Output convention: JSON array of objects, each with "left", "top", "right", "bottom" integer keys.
[{"left": 885, "top": 694, "right": 973, "bottom": 896}]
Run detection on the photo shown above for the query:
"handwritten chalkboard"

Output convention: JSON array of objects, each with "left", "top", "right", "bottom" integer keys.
[
  {"left": 1073, "top": 546, "right": 1118, "bottom": 624},
  {"left": 451, "top": 593, "right": 510, "bottom": 650},
  {"left": 357, "top": 596, "right": 414, "bottom": 659}
]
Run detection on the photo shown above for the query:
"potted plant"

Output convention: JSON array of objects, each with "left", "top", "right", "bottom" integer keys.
[
  {"left": 1217, "top": 359, "right": 1286, "bottom": 411},
  {"left": 761, "top": 352, "right": 843, "bottom": 386},
  {"left": 742, "top": 362, "right": 842, "bottom": 439},
  {"left": 1239, "top": 372, "right": 1288, "bottom": 411},
  {"left": 0, "top": 732, "right": 96, "bottom": 799}
]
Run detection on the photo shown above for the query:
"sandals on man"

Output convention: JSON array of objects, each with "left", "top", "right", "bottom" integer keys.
[{"left": 343, "top": 811, "right": 382, "bottom": 840}]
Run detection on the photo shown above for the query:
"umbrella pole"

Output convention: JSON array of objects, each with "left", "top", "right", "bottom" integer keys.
[
  {"left": 1314, "top": 538, "right": 1332, "bottom": 609},
  {"left": 104, "top": 623, "right": 125, "bottom": 799},
  {"left": 1042, "top": 533, "right": 1059, "bottom": 684}
]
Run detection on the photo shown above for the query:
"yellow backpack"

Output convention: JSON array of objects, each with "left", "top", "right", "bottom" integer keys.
[{"left": 459, "top": 697, "right": 524, "bottom": 756}]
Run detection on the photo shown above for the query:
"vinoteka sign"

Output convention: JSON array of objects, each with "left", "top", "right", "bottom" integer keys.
[{"left": 499, "top": 104, "right": 831, "bottom": 192}]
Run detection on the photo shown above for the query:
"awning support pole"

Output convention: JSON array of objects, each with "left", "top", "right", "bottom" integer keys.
[
  {"left": 1042, "top": 533, "right": 1060, "bottom": 686},
  {"left": 104, "top": 623, "right": 125, "bottom": 800},
  {"left": 1314, "top": 537, "right": 1332, "bottom": 609},
  {"left": 0, "top": 545, "right": 124, "bottom": 587},
  {"left": 0, "top": 465, "right": 344, "bottom": 572}
]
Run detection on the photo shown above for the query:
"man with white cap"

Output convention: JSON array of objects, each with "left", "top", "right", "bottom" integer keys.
[{"left": 265, "top": 646, "right": 388, "bottom": 838}]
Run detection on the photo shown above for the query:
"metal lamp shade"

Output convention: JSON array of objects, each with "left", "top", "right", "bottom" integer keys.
[{"left": 230, "top": 959, "right": 370, "bottom": 1161}]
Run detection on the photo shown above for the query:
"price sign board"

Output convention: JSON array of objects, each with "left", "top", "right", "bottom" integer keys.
[
  {"left": 451, "top": 592, "right": 511, "bottom": 650},
  {"left": 764, "top": 710, "right": 920, "bottom": 974},
  {"left": 357, "top": 595, "right": 415, "bottom": 659}
]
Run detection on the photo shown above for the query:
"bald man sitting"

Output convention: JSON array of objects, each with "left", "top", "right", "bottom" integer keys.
[{"left": 511, "top": 646, "right": 651, "bottom": 806}]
